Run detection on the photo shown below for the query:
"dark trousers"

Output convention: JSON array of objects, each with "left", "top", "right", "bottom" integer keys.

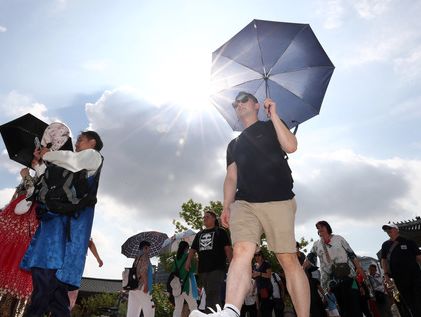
[
  {"left": 396, "top": 279, "right": 421, "bottom": 317},
  {"left": 200, "top": 270, "right": 225, "bottom": 312},
  {"left": 259, "top": 298, "right": 274, "bottom": 317},
  {"left": 272, "top": 298, "right": 284, "bottom": 317},
  {"left": 24, "top": 268, "right": 70, "bottom": 317},
  {"left": 240, "top": 303, "right": 257, "bottom": 317},
  {"left": 332, "top": 277, "right": 362, "bottom": 317}
]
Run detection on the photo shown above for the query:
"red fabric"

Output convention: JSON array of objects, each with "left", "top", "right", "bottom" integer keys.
[{"left": 0, "top": 194, "right": 39, "bottom": 299}]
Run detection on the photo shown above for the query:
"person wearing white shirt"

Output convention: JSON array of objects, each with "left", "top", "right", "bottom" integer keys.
[{"left": 22, "top": 131, "right": 103, "bottom": 317}]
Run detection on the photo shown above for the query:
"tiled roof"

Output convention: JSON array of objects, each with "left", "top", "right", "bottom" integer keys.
[{"left": 80, "top": 277, "right": 122, "bottom": 293}]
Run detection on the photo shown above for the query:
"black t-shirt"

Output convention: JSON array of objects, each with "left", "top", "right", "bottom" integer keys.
[
  {"left": 381, "top": 236, "right": 421, "bottom": 284},
  {"left": 226, "top": 120, "right": 294, "bottom": 202},
  {"left": 191, "top": 227, "right": 231, "bottom": 273}
]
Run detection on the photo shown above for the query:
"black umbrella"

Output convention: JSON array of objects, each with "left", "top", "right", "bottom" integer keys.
[
  {"left": 211, "top": 19, "right": 335, "bottom": 131},
  {"left": 121, "top": 231, "right": 168, "bottom": 259},
  {"left": 0, "top": 113, "right": 48, "bottom": 167}
]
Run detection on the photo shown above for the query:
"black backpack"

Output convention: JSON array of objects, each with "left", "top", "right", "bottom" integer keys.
[{"left": 35, "top": 159, "right": 103, "bottom": 217}]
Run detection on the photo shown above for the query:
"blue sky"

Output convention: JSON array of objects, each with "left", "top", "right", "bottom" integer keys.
[{"left": 1, "top": 0, "right": 420, "bottom": 279}]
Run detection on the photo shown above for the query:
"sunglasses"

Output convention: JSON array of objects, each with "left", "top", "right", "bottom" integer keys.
[{"left": 232, "top": 95, "right": 252, "bottom": 108}]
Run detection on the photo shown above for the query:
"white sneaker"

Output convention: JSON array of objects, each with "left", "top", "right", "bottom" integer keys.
[{"left": 189, "top": 305, "right": 235, "bottom": 317}]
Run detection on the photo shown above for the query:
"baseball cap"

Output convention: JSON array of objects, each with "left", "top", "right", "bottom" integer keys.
[{"left": 382, "top": 223, "right": 399, "bottom": 231}]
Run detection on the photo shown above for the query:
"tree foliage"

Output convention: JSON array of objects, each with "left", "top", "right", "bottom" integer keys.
[
  {"left": 172, "top": 199, "right": 222, "bottom": 232},
  {"left": 152, "top": 283, "right": 174, "bottom": 317}
]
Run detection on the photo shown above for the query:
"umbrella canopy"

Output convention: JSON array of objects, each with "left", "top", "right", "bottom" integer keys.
[
  {"left": 160, "top": 229, "right": 197, "bottom": 254},
  {"left": 0, "top": 113, "right": 48, "bottom": 167},
  {"left": 211, "top": 19, "right": 335, "bottom": 131},
  {"left": 121, "top": 231, "right": 168, "bottom": 258},
  {"left": 0, "top": 114, "right": 74, "bottom": 167}
]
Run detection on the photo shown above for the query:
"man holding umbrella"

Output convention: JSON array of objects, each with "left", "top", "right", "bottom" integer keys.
[{"left": 190, "top": 92, "right": 310, "bottom": 317}]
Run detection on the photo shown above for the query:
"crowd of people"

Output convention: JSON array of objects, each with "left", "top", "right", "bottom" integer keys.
[{"left": 0, "top": 91, "right": 420, "bottom": 317}]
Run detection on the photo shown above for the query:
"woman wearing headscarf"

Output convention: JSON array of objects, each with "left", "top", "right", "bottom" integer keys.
[{"left": 0, "top": 166, "right": 39, "bottom": 317}]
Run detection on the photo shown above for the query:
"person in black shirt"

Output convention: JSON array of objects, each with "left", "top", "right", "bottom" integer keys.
[
  {"left": 189, "top": 92, "right": 309, "bottom": 317},
  {"left": 186, "top": 211, "right": 232, "bottom": 312},
  {"left": 252, "top": 252, "right": 273, "bottom": 317},
  {"left": 380, "top": 223, "right": 421, "bottom": 317}
]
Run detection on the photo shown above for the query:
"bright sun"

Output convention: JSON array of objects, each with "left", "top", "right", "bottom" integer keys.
[{"left": 145, "top": 49, "right": 212, "bottom": 112}]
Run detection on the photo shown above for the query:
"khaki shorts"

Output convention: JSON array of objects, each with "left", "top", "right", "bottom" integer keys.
[{"left": 229, "top": 198, "right": 297, "bottom": 253}]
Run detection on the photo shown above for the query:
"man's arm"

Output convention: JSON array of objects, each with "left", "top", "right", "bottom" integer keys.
[
  {"left": 263, "top": 98, "right": 297, "bottom": 153},
  {"left": 221, "top": 162, "right": 237, "bottom": 228},
  {"left": 43, "top": 149, "right": 102, "bottom": 173},
  {"left": 352, "top": 257, "right": 365, "bottom": 277},
  {"left": 185, "top": 248, "right": 196, "bottom": 272},
  {"left": 225, "top": 245, "right": 233, "bottom": 263}
]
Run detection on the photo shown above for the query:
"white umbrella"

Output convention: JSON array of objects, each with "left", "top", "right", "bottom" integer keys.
[{"left": 160, "top": 229, "right": 197, "bottom": 254}]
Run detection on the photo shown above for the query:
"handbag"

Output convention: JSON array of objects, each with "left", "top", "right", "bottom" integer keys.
[
  {"left": 166, "top": 255, "right": 189, "bottom": 297},
  {"left": 321, "top": 240, "right": 352, "bottom": 281},
  {"left": 331, "top": 262, "right": 351, "bottom": 279}
]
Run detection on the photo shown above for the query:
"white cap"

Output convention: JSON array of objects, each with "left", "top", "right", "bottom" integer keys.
[{"left": 382, "top": 223, "right": 399, "bottom": 231}]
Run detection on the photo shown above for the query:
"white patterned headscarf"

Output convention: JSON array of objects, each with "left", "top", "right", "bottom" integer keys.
[{"left": 41, "top": 122, "right": 72, "bottom": 151}]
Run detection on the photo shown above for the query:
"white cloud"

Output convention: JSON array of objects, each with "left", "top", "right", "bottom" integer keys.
[
  {"left": 82, "top": 59, "right": 110, "bottom": 72},
  {"left": 292, "top": 150, "right": 421, "bottom": 224},
  {"left": 84, "top": 88, "right": 230, "bottom": 224},
  {"left": 319, "top": 0, "right": 346, "bottom": 30},
  {"left": 353, "top": 0, "right": 392, "bottom": 19},
  {"left": 0, "top": 91, "right": 49, "bottom": 121},
  {"left": 0, "top": 25, "right": 6, "bottom": 33},
  {"left": 0, "top": 188, "right": 15, "bottom": 209}
]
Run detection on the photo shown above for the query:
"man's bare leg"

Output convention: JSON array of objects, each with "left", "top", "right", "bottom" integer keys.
[
  {"left": 224, "top": 241, "right": 256, "bottom": 309},
  {"left": 276, "top": 253, "right": 310, "bottom": 317}
]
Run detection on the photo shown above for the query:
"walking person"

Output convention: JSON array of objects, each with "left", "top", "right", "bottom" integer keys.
[
  {"left": 0, "top": 167, "right": 39, "bottom": 317},
  {"left": 21, "top": 130, "right": 104, "bottom": 317},
  {"left": 190, "top": 92, "right": 310, "bottom": 317},
  {"left": 186, "top": 211, "right": 232, "bottom": 312},
  {"left": 367, "top": 264, "right": 392, "bottom": 317},
  {"left": 270, "top": 271, "right": 285, "bottom": 317},
  {"left": 252, "top": 251, "right": 273, "bottom": 317},
  {"left": 173, "top": 241, "right": 199, "bottom": 317},
  {"left": 127, "top": 241, "right": 155, "bottom": 317},
  {"left": 380, "top": 223, "right": 421, "bottom": 317},
  {"left": 303, "top": 220, "right": 364, "bottom": 317}
]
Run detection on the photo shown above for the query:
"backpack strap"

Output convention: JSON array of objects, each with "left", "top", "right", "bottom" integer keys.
[{"left": 386, "top": 240, "right": 399, "bottom": 276}]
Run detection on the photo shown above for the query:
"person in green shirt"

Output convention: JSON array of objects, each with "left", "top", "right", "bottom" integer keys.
[{"left": 173, "top": 241, "right": 199, "bottom": 317}]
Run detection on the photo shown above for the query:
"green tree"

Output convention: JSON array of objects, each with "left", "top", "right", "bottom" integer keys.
[
  {"left": 73, "top": 292, "right": 124, "bottom": 317},
  {"left": 152, "top": 283, "right": 174, "bottom": 317},
  {"left": 172, "top": 199, "right": 222, "bottom": 232}
]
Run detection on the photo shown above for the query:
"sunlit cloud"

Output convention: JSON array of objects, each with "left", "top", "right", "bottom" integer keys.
[
  {"left": 353, "top": 0, "right": 392, "bottom": 19},
  {"left": 82, "top": 59, "right": 110, "bottom": 72},
  {"left": 320, "top": 0, "right": 346, "bottom": 29},
  {"left": 0, "top": 91, "right": 49, "bottom": 121},
  {"left": 0, "top": 26, "right": 7, "bottom": 33}
]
